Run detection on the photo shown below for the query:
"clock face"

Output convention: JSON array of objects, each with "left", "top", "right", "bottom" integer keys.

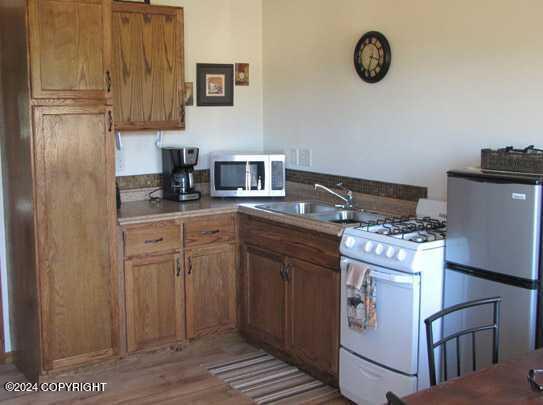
[{"left": 354, "top": 31, "right": 391, "bottom": 83}]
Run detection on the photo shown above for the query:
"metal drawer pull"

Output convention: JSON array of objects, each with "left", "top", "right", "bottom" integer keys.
[
  {"left": 187, "top": 257, "right": 192, "bottom": 275},
  {"left": 106, "top": 70, "right": 112, "bottom": 93},
  {"left": 176, "top": 257, "right": 181, "bottom": 277},
  {"left": 108, "top": 110, "right": 113, "bottom": 132},
  {"left": 201, "top": 229, "right": 220, "bottom": 235},
  {"left": 144, "top": 237, "right": 164, "bottom": 244}
]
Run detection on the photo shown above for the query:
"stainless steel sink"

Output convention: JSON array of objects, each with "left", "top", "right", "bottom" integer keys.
[
  {"left": 255, "top": 201, "right": 337, "bottom": 215},
  {"left": 255, "top": 200, "right": 384, "bottom": 226},
  {"left": 310, "top": 210, "right": 383, "bottom": 225}
]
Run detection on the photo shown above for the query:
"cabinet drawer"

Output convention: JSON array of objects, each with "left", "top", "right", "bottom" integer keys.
[
  {"left": 184, "top": 215, "right": 236, "bottom": 248},
  {"left": 124, "top": 221, "right": 181, "bottom": 258}
]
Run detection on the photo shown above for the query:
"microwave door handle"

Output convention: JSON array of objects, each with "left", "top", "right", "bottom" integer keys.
[{"left": 245, "top": 161, "right": 251, "bottom": 191}]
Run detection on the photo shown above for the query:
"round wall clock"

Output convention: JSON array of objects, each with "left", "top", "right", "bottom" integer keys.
[{"left": 354, "top": 31, "right": 391, "bottom": 83}]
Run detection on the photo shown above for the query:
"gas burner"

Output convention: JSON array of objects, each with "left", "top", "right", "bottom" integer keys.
[
  {"left": 358, "top": 216, "right": 447, "bottom": 243},
  {"left": 410, "top": 234, "right": 428, "bottom": 243}
]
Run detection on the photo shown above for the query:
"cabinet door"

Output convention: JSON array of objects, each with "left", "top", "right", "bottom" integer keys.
[
  {"left": 185, "top": 244, "right": 236, "bottom": 339},
  {"left": 112, "top": 3, "right": 184, "bottom": 130},
  {"left": 288, "top": 258, "right": 340, "bottom": 376},
  {"left": 125, "top": 254, "right": 185, "bottom": 352},
  {"left": 33, "top": 105, "right": 116, "bottom": 370},
  {"left": 241, "top": 245, "right": 287, "bottom": 349},
  {"left": 28, "top": 0, "right": 112, "bottom": 101}
]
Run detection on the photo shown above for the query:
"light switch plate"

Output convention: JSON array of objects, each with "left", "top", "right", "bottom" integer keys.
[
  {"left": 288, "top": 148, "right": 298, "bottom": 167},
  {"left": 299, "top": 148, "right": 312, "bottom": 167}
]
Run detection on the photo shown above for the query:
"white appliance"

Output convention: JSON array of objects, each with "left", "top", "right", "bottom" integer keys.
[
  {"left": 210, "top": 152, "right": 285, "bottom": 197},
  {"left": 339, "top": 200, "right": 446, "bottom": 404}
]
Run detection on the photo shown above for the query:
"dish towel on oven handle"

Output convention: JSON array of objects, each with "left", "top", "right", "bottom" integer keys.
[{"left": 346, "top": 262, "right": 377, "bottom": 332}]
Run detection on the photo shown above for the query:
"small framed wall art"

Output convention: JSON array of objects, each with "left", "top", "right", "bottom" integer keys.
[
  {"left": 235, "top": 63, "right": 250, "bottom": 86},
  {"left": 196, "top": 64, "right": 234, "bottom": 106},
  {"left": 184, "top": 82, "right": 194, "bottom": 106}
]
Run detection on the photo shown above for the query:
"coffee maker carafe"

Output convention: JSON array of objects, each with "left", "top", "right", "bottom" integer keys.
[{"left": 162, "top": 146, "right": 201, "bottom": 202}]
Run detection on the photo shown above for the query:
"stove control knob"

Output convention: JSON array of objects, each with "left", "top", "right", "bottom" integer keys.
[
  {"left": 344, "top": 236, "right": 356, "bottom": 249},
  {"left": 374, "top": 244, "right": 385, "bottom": 255},
  {"left": 396, "top": 249, "right": 407, "bottom": 262},
  {"left": 363, "top": 241, "right": 374, "bottom": 253},
  {"left": 386, "top": 246, "right": 396, "bottom": 258}
]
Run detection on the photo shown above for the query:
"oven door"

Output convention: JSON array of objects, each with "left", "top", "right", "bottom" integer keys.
[
  {"left": 340, "top": 257, "right": 421, "bottom": 375},
  {"left": 211, "top": 156, "right": 269, "bottom": 197}
]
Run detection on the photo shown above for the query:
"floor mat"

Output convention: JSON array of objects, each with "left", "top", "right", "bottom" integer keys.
[{"left": 207, "top": 350, "right": 341, "bottom": 404}]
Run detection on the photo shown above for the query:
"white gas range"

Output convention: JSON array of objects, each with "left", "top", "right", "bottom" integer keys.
[{"left": 339, "top": 200, "right": 446, "bottom": 405}]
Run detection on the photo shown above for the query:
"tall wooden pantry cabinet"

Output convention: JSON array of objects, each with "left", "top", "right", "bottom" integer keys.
[{"left": 0, "top": 0, "right": 118, "bottom": 381}]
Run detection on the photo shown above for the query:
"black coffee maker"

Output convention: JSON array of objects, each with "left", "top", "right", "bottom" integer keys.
[{"left": 162, "top": 146, "right": 201, "bottom": 202}]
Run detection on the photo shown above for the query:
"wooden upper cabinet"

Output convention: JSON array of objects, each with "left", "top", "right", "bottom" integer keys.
[
  {"left": 112, "top": 2, "right": 185, "bottom": 131},
  {"left": 33, "top": 105, "right": 117, "bottom": 370},
  {"left": 28, "top": 0, "right": 112, "bottom": 101}
]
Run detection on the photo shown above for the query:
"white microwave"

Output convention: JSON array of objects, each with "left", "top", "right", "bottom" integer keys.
[{"left": 210, "top": 152, "right": 286, "bottom": 197}]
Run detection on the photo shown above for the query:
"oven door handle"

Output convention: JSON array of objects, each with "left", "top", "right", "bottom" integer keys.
[
  {"left": 341, "top": 258, "right": 418, "bottom": 285},
  {"left": 369, "top": 270, "right": 417, "bottom": 285}
]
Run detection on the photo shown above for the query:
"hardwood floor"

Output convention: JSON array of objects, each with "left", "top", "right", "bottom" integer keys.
[{"left": 0, "top": 334, "right": 347, "bottom": 404}]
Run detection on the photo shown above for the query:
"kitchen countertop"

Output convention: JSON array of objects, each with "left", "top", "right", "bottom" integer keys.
[{"left": 117, "top": 195, "right": 349, "bottom": 236}]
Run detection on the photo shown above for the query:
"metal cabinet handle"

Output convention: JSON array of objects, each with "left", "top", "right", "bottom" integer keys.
[
  {"left": 284, "top": 263, "right": 291, "bottom": 282},
  {"left": 108, "top": 110, "right": 113, "bottom": 132},
  {"left": 279, "top": 265, "right": 286, "bottom": 281},
  {"left": 144, "top": 237, "right": 163, "bottom": 244},
  {"left": 176, "top": 257, "right": 181, "bottom": 277},
  {"left": 106, "top": 70, "right": 112, "bottom": 93},
  {"left": 187, "top": 256, "right": 192, "bottom": 275},
  {"left": 201, "top": 229, "right": 220, "bottom": 235},
  {"left": 280, "top": 264, "right": 291, "bottom": 282}
]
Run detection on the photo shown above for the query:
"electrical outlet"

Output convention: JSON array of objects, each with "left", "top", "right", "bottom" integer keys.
[
  {"left": 299, "top": 148, "right": 312, "bottom": 168},
  {"left": 288, "top": 148, "right": 298, "bottom": 167}
]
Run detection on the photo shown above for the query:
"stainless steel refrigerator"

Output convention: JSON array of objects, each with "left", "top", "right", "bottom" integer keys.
[{"left": 445, "top": 168, "right": 542, "bottom": 376}]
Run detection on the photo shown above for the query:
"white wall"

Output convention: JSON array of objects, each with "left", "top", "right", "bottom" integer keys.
[
  {"left": 262, "top": 0, "right": 543, "bottom": 199},
  {"left": 116, "top": 0, "right": 264, "bottom": 176}
]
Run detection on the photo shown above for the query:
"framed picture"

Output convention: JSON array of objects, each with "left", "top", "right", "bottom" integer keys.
[
  {"left": 235, "top": 63, "right": 250, "bottom": 86},
  {"left": 184, "top": 82, "right": 194, "bottom": 106},
  {"left": 196, "top": 64, "right": 234, "bottom": 106}
]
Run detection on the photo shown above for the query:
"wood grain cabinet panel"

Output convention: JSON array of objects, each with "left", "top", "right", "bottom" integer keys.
[
  {"left": 124, "top": 253, "right": 184, "bottom": 352},
  {"left": 287, "top": 258, "right": 340, "bottom": 376},
  {"left": 241, "top": 245, "right": 287, "bottom": 349},
  {"left": 184, "top": 215, "right": 236, "bottom": 248},
  {"left": 33, "top": 105, "right": 117, "bottom": 370},
  {"left": 112, "top": 2, "right": 184, "bottom": 130},
  {"left": 123, "top": 221, "right": 181, "bottom": 258},
  {"left": 28, "top": 0, "right": 112, "bottom": 101},
  {"left": 185, "top": 244, "right": 236, "bottom": 339}
]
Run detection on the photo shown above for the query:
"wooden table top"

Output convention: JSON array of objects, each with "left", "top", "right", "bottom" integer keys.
[{"left": 404, "top": 349, "right": 543, "bottom": 404}]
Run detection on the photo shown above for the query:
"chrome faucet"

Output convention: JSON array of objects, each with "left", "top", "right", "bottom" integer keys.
[{"left": 314, "top": 182, "right": 353, "bottom": 209}]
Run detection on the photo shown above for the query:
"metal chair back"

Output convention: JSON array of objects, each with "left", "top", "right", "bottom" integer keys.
[
  {"left": 424, "top": 297, "right": 501, "bottom": 386},
  {"left": 385, "top": 391, "right": 406, "bottom": 405}
]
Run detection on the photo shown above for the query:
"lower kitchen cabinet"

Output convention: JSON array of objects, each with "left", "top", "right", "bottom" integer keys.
[
  {"left": 241, "top": 245, "right": 287, "bottom": 349},
  {"left": 288, "top": 258, "right": 340, "bottom": 376},
  {"left": 185, "top": 244, "right": 237, "bottom": 339},
  {"left": 239, "top": 215, "right": 341, "bottom": 383},
  {"left": 124, "top": 253, "right": 185, "bottom": 352}
]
